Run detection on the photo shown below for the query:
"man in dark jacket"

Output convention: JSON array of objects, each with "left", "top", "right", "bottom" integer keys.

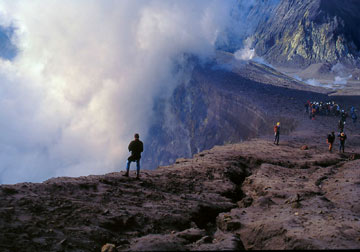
[
  {"left": 124, "top": 133, "right": 144, "bottom": 179},
  {"left": 326, "top": 131, "right": 335, "bottom": 152}
]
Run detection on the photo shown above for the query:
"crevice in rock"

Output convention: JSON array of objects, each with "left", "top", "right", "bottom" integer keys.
[
  {"left": 191, "top": 205, "right": 230, "bottom": 230},
  {"left": 313, "top": 159, "right": 341, "bottom": 168},
  {"left": 189, "top": 160, "right": 254, "bottom": 249},
  {"left": 222, "top": 162, "right": 251, "bottom": 203}
]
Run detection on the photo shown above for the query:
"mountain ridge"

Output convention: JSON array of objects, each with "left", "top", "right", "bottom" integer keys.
[{"left": 253, "top": 0, "right": 360, "bottom": 67}]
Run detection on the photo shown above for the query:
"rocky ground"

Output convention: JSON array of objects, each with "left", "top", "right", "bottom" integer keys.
[{"left": 1, "top": 104, "right": 360, "bottom": 251}]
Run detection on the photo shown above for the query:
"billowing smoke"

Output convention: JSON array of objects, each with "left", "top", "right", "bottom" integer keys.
[
  {"left": 331, "top": 62, "right": 352, "bottom": 85},
  {"left": 0, "top": 0, "right": 243, "bottom": 184},
  {"left": 305, "top": 79, "right": 322, "bottom": 86},
  {"left": 234, "top": 37, "right": 255, "bottom": 60},
  {"left": 333, "top": 75, "right": 352, "bottom": 85}
]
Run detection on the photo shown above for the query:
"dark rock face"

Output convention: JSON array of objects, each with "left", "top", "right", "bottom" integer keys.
[
  {"left": 142, "top": 56, "right": 333, "bottom": 170},
  {"left": 217, "top": 0, "right": 280, "bottom": 52},
  {"left": 143, "top": 64, "right": 271, "bottom": 169},
  {"left": 253, "top": 0, "right": 360, "bottom": 67}
]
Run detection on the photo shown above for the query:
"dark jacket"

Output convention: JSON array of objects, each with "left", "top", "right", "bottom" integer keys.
[
  {"left": 338, "top": 134, "right": 347, "bottom": 144},
  {"left": 327, "top": 133, "right": 335, "bottom": 144},
  {"left": 128, "top": 139, "right": 144, "bottom": 161},
  {"left": 274, "top": 125, "right": 280, "bottom": 135}
]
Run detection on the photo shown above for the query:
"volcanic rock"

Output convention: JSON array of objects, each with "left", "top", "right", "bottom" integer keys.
[
  {"left": 1, "top": 108, "right": 360, "bottom": 251},
  {"left": 253, "top": 0, "right": 360, "bottom": 67}
]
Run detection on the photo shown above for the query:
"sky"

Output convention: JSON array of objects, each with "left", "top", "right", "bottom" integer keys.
[{"left": 0, "top": 0, "right": 255, "bottom": 184}]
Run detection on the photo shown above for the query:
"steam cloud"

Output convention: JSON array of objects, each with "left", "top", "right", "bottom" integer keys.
[
  {"left": 0, "top": 0, "right": 244, "bottom": 184},
  {"left": 234, "top": 37, "right": 255, "bottom": 61},
  {"left": 331, "top": 62, "right": 352, "bottom": 85},
  {"left": 334, "top": 75, "right": 352, "bottom": 85}
]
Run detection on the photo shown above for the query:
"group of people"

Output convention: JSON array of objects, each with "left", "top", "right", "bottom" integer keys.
[
  {"left": 305, "top": 101, "right": 340, "bottom": 120},
  {"left": 305, "top": 101, "right": 358, "bottom": 123},
  {"left": 125, "top": 102, "right": 356, "bottom": 178},
  {"left": 304, "top": 100, "right": 357, "bottom": 153},
  {"left": 273, "top": 101, "right": 357, "bottom": 152}
]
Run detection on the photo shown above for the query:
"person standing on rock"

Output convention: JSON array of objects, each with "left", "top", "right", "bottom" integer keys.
[
  {"left": 123, "top": 133, "right": 144, "bottom": 179},
  {"left": 338, "top": 120, "right": 345, "bottom": 133},
  {"left": 311, "top": 106, "right": 316, "bottom": 120},
  {"left": 305, "top": 102, "right": 309, "bottom": 114},
  {"left": 326, "top": 131, "right": 335, "bottom": 152},
  {"left": 274, "top": 122, "right": 280, "bottom": 145},
  {"left": 351, "top": 107, "right": 357, "bottom": 124},
  {"left": 338, "top": 132, "right": 347, "bottom": 153}
]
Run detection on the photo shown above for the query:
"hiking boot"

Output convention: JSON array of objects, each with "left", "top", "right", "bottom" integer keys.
[
  {"left": 136, "top": 174, "right": 140, "bottom": 180},
  {"left": 123, "top": 173, "right": 129, "bottom": 177}
]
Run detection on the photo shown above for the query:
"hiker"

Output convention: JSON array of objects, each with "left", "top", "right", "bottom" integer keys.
[
  {"left": 123, "top": 133, "right": 144, "bottom": 179},
  {"left": 326, "top": 131, "right": 335, "bottom": 152},
  {"left": 340, "top": 110, "right": 348, "bottom": 122},
  {"left": 274, "top": 122, "right": 280, "bottom": 145},
  {"left": 305, "top": 102, "right": 309, "bottom": 113},
  {"left": 338, "top": 120, "right": 345, "bottom": 133},
  {"left": 338, "top": 132, "right": 347, "bottom": 153},
  {"left": 351, "top": 107, "right": 357, "bottom": 124},
  {"left": 335, "top": 105, "right": 340, "bottom": 116},
  {"left": 352, "top": 112, "right": 358, "bottom": 124},
  {"left": 308, "top": 104, "right": 313, "bottom": 119},
  {"left": 311, "top": 107, "right": 316, "bottom": 120}
]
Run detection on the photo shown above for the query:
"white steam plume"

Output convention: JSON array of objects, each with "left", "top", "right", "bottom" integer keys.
[
  {"left": 234, "top": 37, "right": 255, "bottom": 61},
  {"left": 334, "top": 75, "right": 352, "bottom": 85},
  {"left": 0, "top": 0, "right": 237, "bottom": 184}
]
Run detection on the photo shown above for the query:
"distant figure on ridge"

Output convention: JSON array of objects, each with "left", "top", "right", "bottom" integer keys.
[
  {"left": 274, "top": 122, "right": 280, "bottom": 145},
  {"left": 311, "top": 106, "right": 316, "bottom": 120},
  {"left": 304, "top": 102, "right": 309, "bottom": 114},
  {"left": 338, "top": 132, "right": 347, "bottom": 153},
  {"left": 338, "top": 120, "right": 345, "bottom": 133},
  {"left": 350, "top": 106, "right": 357, "bottom": 124},
  {"left": 326, "top": 131, "right": 335, "bottom": 152},
  {"left": 123, "top": 133, "right": 144, "bottom": 179},
  {"left": 340, "top": 110, "right": 348, "bottom": 122}
]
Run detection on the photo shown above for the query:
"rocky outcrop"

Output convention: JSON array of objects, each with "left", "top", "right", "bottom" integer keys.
[
  {"left": 253, "top": 0, "right": 360, "bottom": 67},
  {"left": 1, "top": 109, "right": 360, "bottom": 251}
]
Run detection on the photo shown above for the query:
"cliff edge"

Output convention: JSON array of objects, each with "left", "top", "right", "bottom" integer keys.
[{"left": 1, "top": 110, "right": 360, "bottom": 251}]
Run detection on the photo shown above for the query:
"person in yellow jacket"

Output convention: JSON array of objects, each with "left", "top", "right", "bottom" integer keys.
[
  {"left": 338, "top": 132, "right": 347, "bottom": 153},
  {"left": 274, "top": 122, "right": 280, "bottom": 145}
]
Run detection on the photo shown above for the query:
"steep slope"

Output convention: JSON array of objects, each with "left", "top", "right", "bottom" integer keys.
[
  {"left": 141, "top": 53, "right": 338, "bottom": 170},
  {"left": 253, "top": 0, "right": 360, "bottom": 67}
]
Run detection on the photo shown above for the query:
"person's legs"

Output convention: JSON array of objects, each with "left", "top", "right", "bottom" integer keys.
[
  {"left": 276, "top": 133, "right": 280, "bottom": 145},
  {"left": 339, "top": 143, "right": 345, "bottom": 153},
  {"left": 124, "top": 160, "right": 132, "bottom": 176},
  {"left": 136, "top": 159, "right": 140, "bottom": 178}
]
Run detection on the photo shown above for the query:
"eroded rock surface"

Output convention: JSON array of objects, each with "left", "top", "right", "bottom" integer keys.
[{"left": 1, "top": 111, "right": 360, "bottom": 251}]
